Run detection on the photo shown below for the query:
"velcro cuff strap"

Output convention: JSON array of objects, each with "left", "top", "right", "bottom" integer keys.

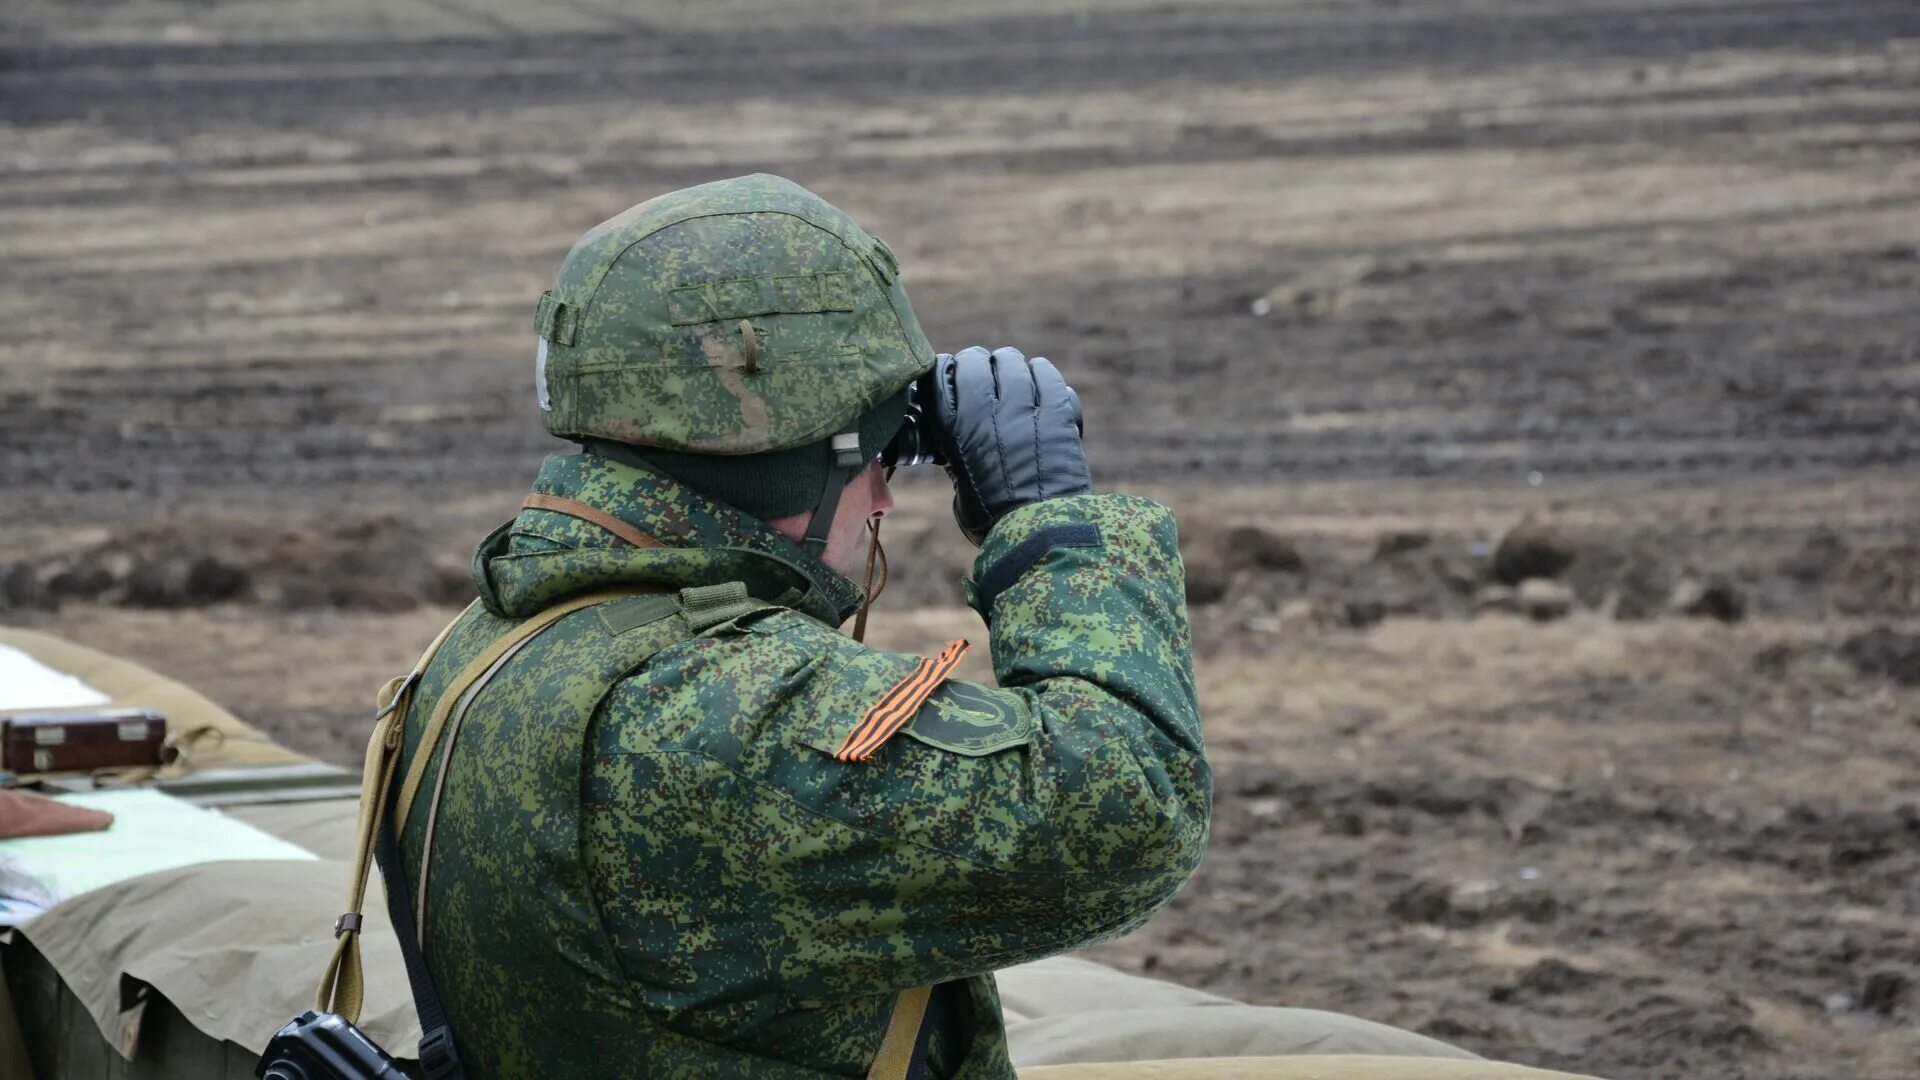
[
  {"left": 668, "top": 271, "right": 855, "bottom": 326},
  {"left": 972, "top": 522, "right": 1104, "bottom": 618}
]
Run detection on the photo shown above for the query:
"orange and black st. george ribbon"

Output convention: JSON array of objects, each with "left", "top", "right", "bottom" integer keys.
[{"left": 834, "top": 640, "right": 971, "bottom": 762}]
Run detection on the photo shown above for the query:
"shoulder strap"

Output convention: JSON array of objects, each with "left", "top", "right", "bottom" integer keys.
[
  {"left": 375, "top": 796, "right": 465, "bottom": 1079},
  {"left": 392, "top": 588, "right": 634, "bottom": 838},
  {"left": 318, "top": 592, "right": 637, "bottom": 1073},
  {"left": 317, "top": 591, "right": 623, "bottom": 1022},
  {"left": 314, "top": 600, "right": 475, "bottom": 1026},
  {"left": 869, "top": 985, "right": 934, "bottom": 1080}
]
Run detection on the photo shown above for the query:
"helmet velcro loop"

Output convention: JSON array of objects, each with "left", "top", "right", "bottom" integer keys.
[{"left": 533, "top": 291, "right": 578, "bottom": 345}]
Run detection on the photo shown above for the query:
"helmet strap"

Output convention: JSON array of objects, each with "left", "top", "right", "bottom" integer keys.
[
  {"left": 851, "top": 518, "right": 888, "bottom": 643},
  {"left": 801, "top": 430, "right": 865, "bottom": 556}
]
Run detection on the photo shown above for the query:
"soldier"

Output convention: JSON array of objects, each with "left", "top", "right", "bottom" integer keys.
[{"left": 384, "top": 173, "right": 1208, "bottom": 1077}]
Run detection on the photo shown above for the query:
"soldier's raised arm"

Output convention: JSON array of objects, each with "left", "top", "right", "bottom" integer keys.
[{"left": 717, "top": 344, "right": 1208, "bottom": 1002}]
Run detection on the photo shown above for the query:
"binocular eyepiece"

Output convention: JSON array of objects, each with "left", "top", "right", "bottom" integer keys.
[{"left": 881, "top": 379, "right": 945, "bottom": 470}]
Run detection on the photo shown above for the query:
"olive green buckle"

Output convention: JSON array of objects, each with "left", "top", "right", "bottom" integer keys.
[{"left": 677, "top": 581, "right": 766, "bottom": 633}]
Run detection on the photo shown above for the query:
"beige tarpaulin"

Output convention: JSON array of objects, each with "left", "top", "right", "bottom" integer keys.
[
  {"left": 17, "top": 801, "right": 1603, "bottom": 1077},
  {"left": 998, "top": 957, "right": 1479, "bottom": 1065},
  {"left": 0, "top": 627, "right": 311, "bottom": 780},
  {"left": 225, "top": 800, "right": 360, "bottom": 862},
  {"left": 1022, "top": 1060, "right": 1603, "bottom": 1080},
  {"left": 22, "top": 828, "right": 1491, "bottom": 1068},
  {"left": 20, "top": 854, "right": 424, "bottom": 1058}
]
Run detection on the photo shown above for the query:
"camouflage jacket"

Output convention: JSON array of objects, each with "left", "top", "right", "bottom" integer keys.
[{"left": 392, "top": 451, "right": 1209, "bottom": 1078}]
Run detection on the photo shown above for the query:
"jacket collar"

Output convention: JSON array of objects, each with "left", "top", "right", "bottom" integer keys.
[{"left": 472, "top": 451, "right": 863, "bottom": 627}]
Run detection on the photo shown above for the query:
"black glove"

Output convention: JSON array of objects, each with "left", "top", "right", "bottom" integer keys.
[{"left": 927, "top": 346, "right": 1093, "bottom": 546}]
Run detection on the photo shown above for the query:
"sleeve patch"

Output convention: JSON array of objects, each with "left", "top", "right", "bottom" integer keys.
[{"left": 902, "top": 681, "right": 1036, "bottom": 757}]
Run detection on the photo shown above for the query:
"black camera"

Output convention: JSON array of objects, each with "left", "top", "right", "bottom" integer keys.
[
  {"left": 882, "top": 377, "right": 945, "bottom": 469},
  {"left": 256, "top": 1010, "right": 410, "bottom": 1080}
]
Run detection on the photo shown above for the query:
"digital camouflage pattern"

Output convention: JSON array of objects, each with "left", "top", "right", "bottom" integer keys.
[
  {"left": 389, "top": 451, "right": 1209, "bottom": 1078},
  {"left": 537, "top": 173, "right": 935, "bottom": 455}
]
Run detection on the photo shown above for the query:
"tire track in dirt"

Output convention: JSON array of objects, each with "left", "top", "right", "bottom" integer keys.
[{"left": 406, "top": 0, "right": 532, "bottom": 40}]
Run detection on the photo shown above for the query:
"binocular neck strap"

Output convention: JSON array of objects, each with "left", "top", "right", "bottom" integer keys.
[
  {"left": 316, "top": 602, "right": 474, "bottom": 1026},
  {"left": 802, "top": 430, "right": 866, "bottom": 555}
]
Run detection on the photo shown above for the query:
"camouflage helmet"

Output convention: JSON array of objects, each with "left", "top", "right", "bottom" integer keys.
[{"left": 534, "top": 174, "right": 935, "bottom": 458}]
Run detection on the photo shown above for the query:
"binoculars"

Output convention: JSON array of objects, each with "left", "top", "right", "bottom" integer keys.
[
  {"left": 881, "top": 378, "right": 945, "bottom": 470},
  {"left": 256, "top": 1011, "right": 410, "bottom": 1080}
]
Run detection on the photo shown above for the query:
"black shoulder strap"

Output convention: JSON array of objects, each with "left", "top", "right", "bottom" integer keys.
[{"left": 375, "top": 802, "right": 466, "bottom": 1080}]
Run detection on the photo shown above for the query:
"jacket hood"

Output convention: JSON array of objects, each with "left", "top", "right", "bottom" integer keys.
[{"left": 472, "top": 451, "right": 865, "bottom": 626}]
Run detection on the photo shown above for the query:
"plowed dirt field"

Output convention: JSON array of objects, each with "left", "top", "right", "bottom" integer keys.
[{"left": 4, "top": 2, "right": 1918, "bottom": 1077}]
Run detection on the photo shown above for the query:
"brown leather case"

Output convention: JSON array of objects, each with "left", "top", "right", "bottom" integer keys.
[{"left": 2, "top": 709, "right": 167, "bottom": 774}]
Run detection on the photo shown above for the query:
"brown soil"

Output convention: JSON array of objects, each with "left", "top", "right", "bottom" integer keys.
[{"left": 4, "top": 2, "right": 1918, "bottom": 1077}]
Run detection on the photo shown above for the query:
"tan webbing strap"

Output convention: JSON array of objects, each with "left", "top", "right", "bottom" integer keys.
[
  {"left": 522, "top": 493, "right": 664, "bottom": 550},
  {"left": 316, "top": 601, "right": 476, "bottom": 1024},
  {"left": 408, "top": 584, "right": 772, "bottom": 945},
  {"left": 411, "top": 620, "right": 555, "bottom": 945},
  {"left": 392, "top": 588, "right": 633, "bottom": 840},
  {"left": 868, "top": 985, "right": 933, "bottom": 1080}
]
